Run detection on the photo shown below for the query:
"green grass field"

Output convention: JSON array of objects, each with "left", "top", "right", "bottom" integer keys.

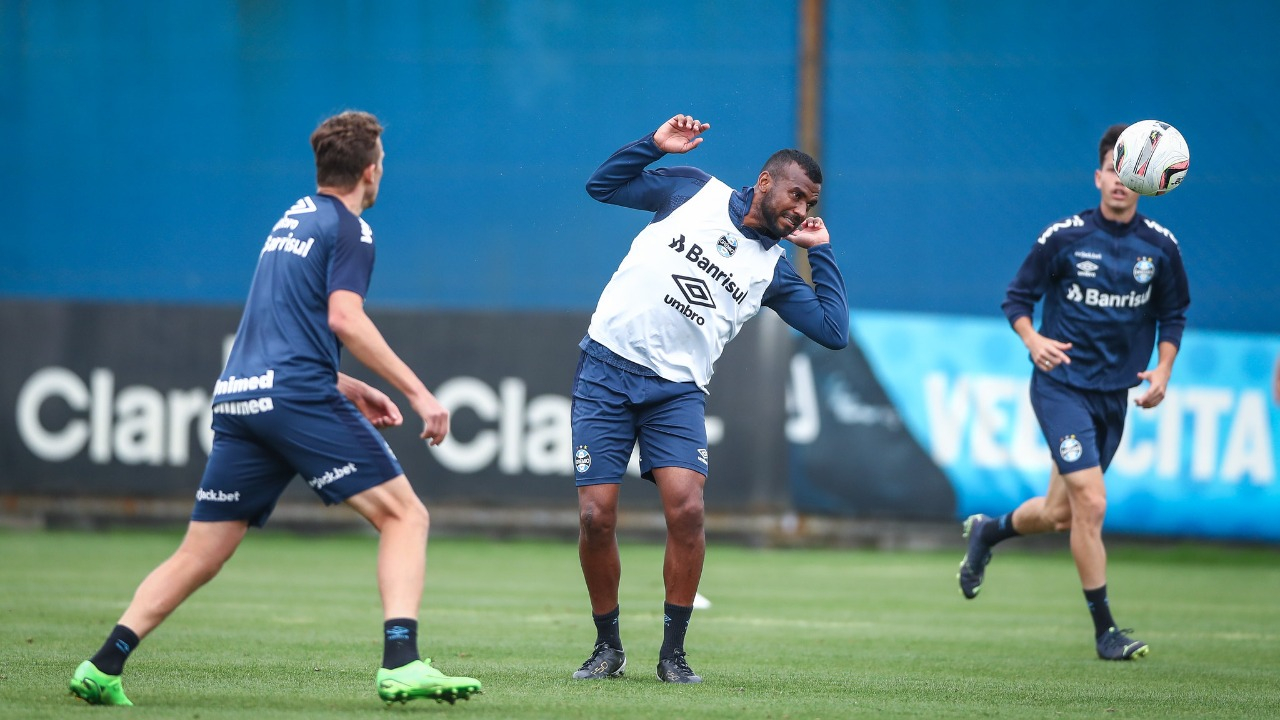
[{"left": 2, "top": 528, "right": 1278, "bottom": 719}]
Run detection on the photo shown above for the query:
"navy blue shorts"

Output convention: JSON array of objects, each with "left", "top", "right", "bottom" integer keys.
[
  {"left": 571, "top": 351, "right": 708, "bottom": 485},
  {"left": 1029, "top": 372, "right": 1129, "bottom": 474},
  {"left": 192, "top": 394, "right": 404, "bottom": 527}
]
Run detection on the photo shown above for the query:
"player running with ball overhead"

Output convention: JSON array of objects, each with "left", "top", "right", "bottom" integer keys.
[
  {"left": 571, "top": 114, "right": 849, "bottom": 683},
  {"left": 68, "top": 111, "right": 481, "bottom": 706},
  {"left": 957, "top": 123, "right": 1191, "bottom": 661}
]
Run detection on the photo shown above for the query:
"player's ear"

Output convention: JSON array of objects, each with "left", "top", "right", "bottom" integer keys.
[{"left": 757, "top": 170, "right": 771, "bottom": 193}]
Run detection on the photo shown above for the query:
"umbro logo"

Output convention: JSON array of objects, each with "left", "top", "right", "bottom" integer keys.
[
  {"left": 285, "top": 196, "right": 318, "bottom": 217},
  {"left": 672, "top": 275, "right": 715, "bottom": 309}
]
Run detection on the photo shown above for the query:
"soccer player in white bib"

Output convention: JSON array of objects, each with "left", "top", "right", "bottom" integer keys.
[
  {"left": 570, "top": 115, "right": 850, "bottom": 683},
  {"left": 68, "top": 111, "right": 481, "bottom": 706}
]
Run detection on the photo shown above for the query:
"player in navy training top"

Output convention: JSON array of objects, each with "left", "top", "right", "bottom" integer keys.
[
  {"left": 69, "top": 111, "right": 481, "bottom": 706},
  {"left": 570, "top": 115, "right": 849, "bottom": 684},
  {"left": 957, "top": 124, "right": 1191, "bottom": 661}
]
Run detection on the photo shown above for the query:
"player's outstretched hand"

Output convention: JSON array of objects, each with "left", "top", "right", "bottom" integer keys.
[
  {"left": 784, "top": 216, "right": 830, "bottom": 249},
  {"left": 654, "top": 114, "right": 710, "bottom": 154},
  {"left": 354, "top": 385, "right": 403, "bottom": 429},
  {"left": 414, "top": 392, "right": 450, "bottom": 446},
  {"left": 1134, "top": 366, "right": 1171, "bottom": 409}
]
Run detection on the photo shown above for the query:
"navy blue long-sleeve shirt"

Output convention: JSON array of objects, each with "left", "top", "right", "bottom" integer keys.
[{"left": 1002, "top": 207, "right": 1190, "bottom": 391}]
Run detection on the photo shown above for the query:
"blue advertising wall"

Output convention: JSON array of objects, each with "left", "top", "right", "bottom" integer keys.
[{"left": 850, "top": 311, "right": 1279, "bottom": 542}]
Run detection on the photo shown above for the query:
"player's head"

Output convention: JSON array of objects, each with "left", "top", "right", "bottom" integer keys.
[
  {"left": 1098, "top": 123, "right": 1128, "bottom": 169},
  {"left": 751, "top": 149, "right": 823, "bottom": 239},
  {"left": 311, "top": 111, "right": 385, "bottom": 209},
  {"left": 1095, "top": 123, "right": 1139, "bottom": 221}
]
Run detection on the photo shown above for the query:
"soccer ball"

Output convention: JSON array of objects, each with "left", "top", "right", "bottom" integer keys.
[{"left": 1112, "top": 120, "right": 1190, "bottom": 196}]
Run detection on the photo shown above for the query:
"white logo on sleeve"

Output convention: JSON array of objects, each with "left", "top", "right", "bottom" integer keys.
[{"left": 285, "top": 197, "right": 318, "bottom": 217}]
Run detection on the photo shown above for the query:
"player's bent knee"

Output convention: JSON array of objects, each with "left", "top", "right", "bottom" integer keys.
[
  {"left": 1077, "top": 499, "right": 1107, "bottom": 527},
  {"left": 579, "top": 498, "right": 618, "bottom": 536},
  {"left": 403, "top": 498, "right": 430, "bottom": 532},
  {"left": 348, "top": 480, "right": 429, "bottom": 535},
  {"left": 577, "top": 485, "right": 620, "bottom": 536},
  {"left": 664, "top": 498, "right": 705, "bottom": 534},
  {"left": 1047, "top": 505, "right": 1073, "bottom": 530},
  {"left": 579, "top": 506, "right": 617, "bottom": 536}
]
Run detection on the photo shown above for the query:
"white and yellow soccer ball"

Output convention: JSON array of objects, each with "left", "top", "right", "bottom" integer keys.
[{"left": 1113, "top": 120, "right": 1190, "bottom": 196}]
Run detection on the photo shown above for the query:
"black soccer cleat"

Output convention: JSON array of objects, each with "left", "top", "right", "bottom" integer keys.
[
  {"left": 957, "top": 513, "right": 994, "bottom": 599},
  {"left": 656, "top": 650, "right": 702, "bottom": 684},
  {"left": 1096, "top": 627, "right": 1149, "bottom": 660},
  {"left": 572, "top": 642, "right": 626, "bottom": 679}
]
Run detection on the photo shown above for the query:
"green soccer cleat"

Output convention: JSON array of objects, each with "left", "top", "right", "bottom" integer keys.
[
  {"left": 376, "top": 659, "right": 482, "bottom": 705},
  {"left": 69, "top": 660, "right": 133, "bottom": 706}
]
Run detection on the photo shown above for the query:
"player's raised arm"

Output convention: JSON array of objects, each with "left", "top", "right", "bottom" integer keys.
[{"left": 585, "top": 115, "right": 714, "bottom": 213}]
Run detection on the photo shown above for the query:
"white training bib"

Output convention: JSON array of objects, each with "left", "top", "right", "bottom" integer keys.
[{"left": 587, "top": 178, "right": 784, "bottom": 389}]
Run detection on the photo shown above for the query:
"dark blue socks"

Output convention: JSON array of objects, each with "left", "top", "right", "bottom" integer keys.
[
  {"left": 1084, "top": 585, "right": 1117, "bottom": 638},
  {"left": 90, "top": 624, "right": 140, "bottom": 675},
  {"left": 593, "top": 605, "right": 622, "bottom": 649},
  {"left": 660, "top": 602, "right": 693, "bottom": 659},
  {"left": 980, "top": 512, "right": 1021, "bottom": 546},
  {"left": 382, "top": 618, "right": 419, "bottom": 669}
]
